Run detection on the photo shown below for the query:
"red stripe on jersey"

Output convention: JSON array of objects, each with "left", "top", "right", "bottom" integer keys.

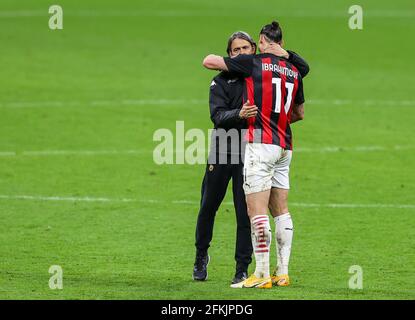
[
  {"left": 277, "top": 60, "right": 288, "bottom": 149},
  {"left": 244, "top": 77, "right": 255, "bottom": 143},
  {"left": 261, "top": 58, "right": 273, "bottom": 144}
]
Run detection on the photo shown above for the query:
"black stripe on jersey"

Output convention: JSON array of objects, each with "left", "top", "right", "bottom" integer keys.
[
  {"left": 284, "top": 63, "right": 299, "bottom": 150},
  {"left": 285, "top": 127, "right": 292, "bottom": 150}
]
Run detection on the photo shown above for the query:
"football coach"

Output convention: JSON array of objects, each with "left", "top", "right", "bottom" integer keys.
[{"left": 193, "top": 31, "right": 310, "bottom": 285}]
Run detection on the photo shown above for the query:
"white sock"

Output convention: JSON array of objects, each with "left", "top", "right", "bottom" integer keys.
[
  {"left": 251, "top": 215, "right": 271, "bottom": 278},
  {"left": 274, "top": 213, "right": 293, "bottom": 276}
]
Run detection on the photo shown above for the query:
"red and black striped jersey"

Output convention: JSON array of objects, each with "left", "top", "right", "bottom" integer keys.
[{"left": 224, "top": 53, "right": 305, "bottom": 150}]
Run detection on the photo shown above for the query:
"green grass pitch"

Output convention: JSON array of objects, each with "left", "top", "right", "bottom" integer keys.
[{"left": 0, "top": 0, "right": 414, "bottom": 299}]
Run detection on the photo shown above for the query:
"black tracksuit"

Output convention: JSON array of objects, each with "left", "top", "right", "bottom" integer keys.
[{"left": 195, "top": 51, "right": 310, "bottom": 273}]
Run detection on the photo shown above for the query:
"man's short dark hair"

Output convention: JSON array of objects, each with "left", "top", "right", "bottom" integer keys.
[
  {"left": 226, "top": 31, "right": 257, "bottom": 55},
  {"left": 260, "top": 21, "right": 283, "bottom": 43}
]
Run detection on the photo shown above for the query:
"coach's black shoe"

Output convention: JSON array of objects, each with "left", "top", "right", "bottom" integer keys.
[
  {"left": 231, "top": 271, "right": 248, "bottom": 286},
  {"left": 192, "top": 253, "right": 210, "bottom": 281}
]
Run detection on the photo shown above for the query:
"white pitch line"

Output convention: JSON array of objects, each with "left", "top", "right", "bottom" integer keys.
[
  {"left": 0, "top": 195, "right": 135, "bottom": 203},
  {"left": 1, "top": 99, "right": 415, "bottom": 109},
  {"left": 307, "top": 99, "right": 415, "bottom": 106},
  {"left": 0, "top": 151, "right": 17, "bottom": 157},
  {"left": 0, "top": 99, "right": 206, "bottom": 108},
  {"left": 296, "top": 145, "right": 415, "bottom": 153},
  {"left": 289, "top": 202, "right": 415, "bottom": 209},
  {"left": 21, "top": 150, "right": 148, "bottom": 156},
  {"left": 0, "top": 10, "right": 414, "bottom": 18},
  {"left": 0, "top": 145, "right": 413, "bottom": 158},
  {"left": 178, "top": 200, "right": 415, "bottom": 209},
  {"left": 0, "top": 194, "right": 414, "bottom": 209}
]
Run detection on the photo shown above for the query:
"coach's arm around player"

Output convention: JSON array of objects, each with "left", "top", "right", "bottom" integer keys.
[{"left": 209, "top": 82, "right": 258, "bottom": 129}]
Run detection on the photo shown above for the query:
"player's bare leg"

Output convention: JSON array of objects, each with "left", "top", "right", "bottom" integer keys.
[
  {"left": 269, "top": 187, "right": 293, "bottom": 286},
  {"left": 232, "top": 143, "right": 278, "bottom": 289},
  {"left": 241, "top": 190, "right": 272, "bottom": 288}
]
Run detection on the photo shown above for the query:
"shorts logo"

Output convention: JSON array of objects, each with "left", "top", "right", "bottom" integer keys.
[{"left": 209, "top": 165, "right": 214, "bottom": 172}]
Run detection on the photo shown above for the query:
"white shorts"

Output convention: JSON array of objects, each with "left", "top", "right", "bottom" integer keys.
[{"left": 243, "top": 143, "right": 292, "bottom": 195}]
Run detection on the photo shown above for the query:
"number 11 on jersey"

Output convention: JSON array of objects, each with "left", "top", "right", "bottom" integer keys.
[{"left": 272, "top": 78, "right": 294, "bottom": 114}]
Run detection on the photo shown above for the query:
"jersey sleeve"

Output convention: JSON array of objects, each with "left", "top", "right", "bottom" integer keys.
[
  {"left": 223, "top": 54, "right": 255, "bottom": 77},
  {"left": 294, "top": 77, "right": 305, "bottom": 105},
  {"left": 287, "top": 50, "right": 310, "bottom": 78}
]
